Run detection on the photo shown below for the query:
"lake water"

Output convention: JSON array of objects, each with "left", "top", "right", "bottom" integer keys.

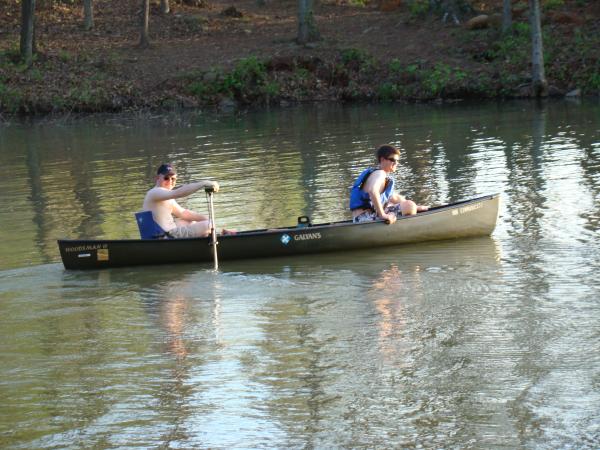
[{"left": 1, "top": 101, "right": 599, "bottom": 448}]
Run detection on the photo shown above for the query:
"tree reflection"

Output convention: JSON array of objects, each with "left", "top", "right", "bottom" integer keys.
[{"left": 24, "top": 130, "right": 52, "bottom": 263}]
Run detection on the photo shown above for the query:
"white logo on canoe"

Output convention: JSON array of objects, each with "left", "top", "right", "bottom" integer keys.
[
  {"left": 64, "top": 244, "right": 108, "bottom": 252},
  {"left": 452, "top": 203, "right": 483, "bottom": 216},
  {"left": 280, "top": 232, "right": 322, "bottom": 245},
  {"left": 294, "top": 232, "right": 322, "bottom": 241}
]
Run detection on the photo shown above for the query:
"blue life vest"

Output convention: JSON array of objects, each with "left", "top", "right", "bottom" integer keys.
[{"left": 349, "top": 168, "right": 395, "bottom": 210}]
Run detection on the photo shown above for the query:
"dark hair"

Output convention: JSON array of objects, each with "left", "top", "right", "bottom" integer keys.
[
  {"left": 376, "top": 145, "right": 400, "bottom": 161},
  {"left": 156, "top": 163, "right": 176, "bottom": 176}
]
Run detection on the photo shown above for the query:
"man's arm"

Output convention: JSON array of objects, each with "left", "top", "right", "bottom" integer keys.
[
  {"left": 147, "top": 180, "right": 219, "bottom": 201},
  {"left": 364, "top": 171, "right": 394, "bottom": 221},
  {"left": 174, "top": 206, "right": 208, "bottom": 222}
]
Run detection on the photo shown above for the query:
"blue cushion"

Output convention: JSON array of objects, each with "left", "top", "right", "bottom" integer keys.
[{"left": 135, "top": 211, "right": 170, "bottom": 239}]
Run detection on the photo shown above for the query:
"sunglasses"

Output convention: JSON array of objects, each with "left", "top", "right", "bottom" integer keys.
[{"left": 386, "top": 157, "right": 400, "bottom": 164}]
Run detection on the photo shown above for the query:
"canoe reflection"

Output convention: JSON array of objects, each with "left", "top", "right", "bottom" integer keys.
[
  {"left": 223, "top": 235, "right": 502, "bottom": 277},
  {"left": 68, "top": 235, "right": 501, "bottom": 281}
]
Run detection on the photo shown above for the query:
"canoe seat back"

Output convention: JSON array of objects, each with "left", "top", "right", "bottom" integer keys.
[
  {"left": 297, "top": 216, "right": 312, "bottom": 228},
  {"left": 135, "top": 211, "right": 171, "bottom": 239}
]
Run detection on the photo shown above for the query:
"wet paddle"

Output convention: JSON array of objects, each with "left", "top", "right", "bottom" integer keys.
[{"left": 205, "top": 187, "right": 218, "bottom": 270}]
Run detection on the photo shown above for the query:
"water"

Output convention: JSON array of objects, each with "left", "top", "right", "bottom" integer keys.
[{"left": 1, "top": 101, "right": 599, "bottom": 448}]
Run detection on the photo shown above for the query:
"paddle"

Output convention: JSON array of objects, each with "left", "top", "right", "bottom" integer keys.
[{"left": 205, "top": 186, "right": 219, "bottom": 270}]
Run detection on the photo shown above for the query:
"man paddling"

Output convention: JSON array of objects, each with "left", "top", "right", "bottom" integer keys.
[
  {"left": 142, "top": 163, "right": 232, "bottom": 238},
  {"left": 350, "top": 145, "right": 428, "bottom": 224}
]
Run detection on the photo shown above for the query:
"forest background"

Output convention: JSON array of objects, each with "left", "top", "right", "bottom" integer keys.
[{"left": 1, "top": 0, "right": 599, "bottom": 115}]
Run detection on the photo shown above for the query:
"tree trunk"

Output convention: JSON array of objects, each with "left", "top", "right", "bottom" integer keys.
[
  {"left": 139, "top": 0, "right": 150, "bottom": 48},
  {"left": 20, "top": 0, "right": 36, "bottom": 65},
  {"left": 160, "top": 0, "right": 170, "bottom": 14},
  {"left": 529, "top": 0, "right": 547, "bottom": 97},
  {"left": 297, "top": 0, "right": 320, "bottom": 45},
  {"left": 502, "top": 0, "right": 512, "bottom": 32},
  {"left": 83, "top": 0, "right": 94, "bottom": 30}
]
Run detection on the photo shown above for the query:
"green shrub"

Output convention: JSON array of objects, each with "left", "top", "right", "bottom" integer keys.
[
  {"left": 588, "top": 72, "right": 600, "bottom": 91},
  {"left": 543, "top": 0, "right": 564, "bottom": 10},
  {"left": 405, "top": 63, "right": 419, "bottom": 75},
  {"left": 0, "top": 82, "right": 23, "bottom": 113},
  {"left": 388, "top": 59, "right": 403, "bottom": 74},
  {"left": 186, "top": 57, "right": 278, "bottom": 104},
  {"left": 377, "top": 82, "right": 400, "bottom": 101},
  {"left": 341, "top": 48, "right": 372, "bottom": 67},
  {"left": 58, "top": 50, "right": 73, "bottom": 63},
  {"left": 406, "top": 0, "right": 430, "bottom": 17},
  {"left": 0, "top": 46, "right": 20, "bottom": 66},
  {"left": 483, "top": 23, "right": 530, "bottom": 64},
  {"left": 263, "top": 81, "right": 280, "bottom": 98},
  {"left": 188, "top": 80, "right": 212, "bottom": 97},
  {"left": 294, "top": 67, "right": 311, "bottom": 81},
  {"left": 221, "top": 56, "right": 267, "bottom": 94},
  {"left": 422, "top": 63, "right": 467, "bottom": 97}
]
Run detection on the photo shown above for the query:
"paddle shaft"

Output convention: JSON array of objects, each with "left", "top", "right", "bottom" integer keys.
[{"left": 206, "top": 188, "right": 218, "bottom": 270}]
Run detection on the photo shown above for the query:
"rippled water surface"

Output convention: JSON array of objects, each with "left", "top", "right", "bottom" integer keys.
[{"left": 1, "top": 101, "right": 599, "bottom": 448}]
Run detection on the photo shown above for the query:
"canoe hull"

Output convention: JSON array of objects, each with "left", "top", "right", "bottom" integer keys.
[{"left": 58, "top": 194, "right": 500, "bottom": 270}]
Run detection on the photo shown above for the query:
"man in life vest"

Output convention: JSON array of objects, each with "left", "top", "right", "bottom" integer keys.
[
  {"left": 349, "top": 145, "right": 428, "bottom": 224},
  {"left": 142, "top": 163, "right": 233, "bottom": 238}
]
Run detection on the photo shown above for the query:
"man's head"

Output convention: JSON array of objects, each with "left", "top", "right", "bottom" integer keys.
[
  {"left": 156, "top": 163, "right": 177, "bottom": 187},
  {"left": 376, "top": 145, "right": 400, "bottom": 172}
]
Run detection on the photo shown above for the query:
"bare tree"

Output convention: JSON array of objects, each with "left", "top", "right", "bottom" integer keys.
[
  {"left": 20, "top": 0, "right": 36, "bottom": 65},
  {"left": 529, "top": 0, "right": 547, "bottom": 96},
  {"left": 160, "top": 0, "right": 170, "bottom": 14},
  {"left": 502, "top": 0, "right": 512, "bottom": 32},
  {"left": 83, "top": 0, "right": 94, "bottom": 30},
  {"left": 139, "top": 0, "right": 150, "bottom": 47},
  {"left": 297, "top": 0, "right": 320, "bottom": 45}
]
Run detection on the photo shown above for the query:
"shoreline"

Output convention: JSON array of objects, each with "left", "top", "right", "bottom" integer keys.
[
  {"left": 1, "top": 50, "right": 597, "bottom": 119},
  {"left": 1, "top": 1, "right": 598, "bottom": 117},
  {"left": 1, "top": 96, "right": 596, "bottom": 126}
]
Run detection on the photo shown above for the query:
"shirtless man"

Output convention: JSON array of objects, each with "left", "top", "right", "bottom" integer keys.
[
  {"left": 350, "top": 145, "right": 428, "bottom": 224},
  {"left": 142, "top": 163, "right": 221, "bottom": 238}
]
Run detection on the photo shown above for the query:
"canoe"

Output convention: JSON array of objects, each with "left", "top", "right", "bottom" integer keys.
[{"left": 57, "top": 193, "right": 500, "bottom": 270}]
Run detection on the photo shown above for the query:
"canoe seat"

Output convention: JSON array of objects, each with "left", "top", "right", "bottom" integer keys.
[
  {"left": 297, "top": 216, "right": 312, "bottom": 228},
  {"left": 135, "top": 211, "right": 172, "bottom": 239}
]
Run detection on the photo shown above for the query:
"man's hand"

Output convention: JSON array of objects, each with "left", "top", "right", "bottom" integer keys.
[
  {"left": 205, "top": 181, "right": 220, "bottom": 193},
  {"left": 383, "top": 212, "right": 397, "bottom": 224}
]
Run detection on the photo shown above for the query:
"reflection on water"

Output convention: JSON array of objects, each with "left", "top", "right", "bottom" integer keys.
[{"left": 1, "top": 101, "right": 600, "bottom": 448}]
